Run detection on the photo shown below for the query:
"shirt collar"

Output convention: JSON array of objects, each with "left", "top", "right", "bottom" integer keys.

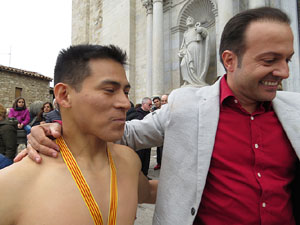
[{"left": 220, "top": 74, "right": 272, "bottom": 113}]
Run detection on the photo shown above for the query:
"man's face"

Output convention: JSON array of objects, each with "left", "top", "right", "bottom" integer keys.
[
  {"left": 142, "top": 100, "right": 152, "bottom": 112},
  {"left": 161, "top": 95, "right": 168, "bottom": 105},
  {"left": 226, "top": 21, "right": 294, "bottom": 111},
  {"left": 153, "top": 98, "right": 161, "bottom": 109},
  {"left": 68, "top": 59, "right": 131, "bottom": 142}
]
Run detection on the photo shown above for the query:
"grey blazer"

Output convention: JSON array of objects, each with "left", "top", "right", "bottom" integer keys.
[{"left": 121, "top": 79, "right": 300, "bottom": 225}]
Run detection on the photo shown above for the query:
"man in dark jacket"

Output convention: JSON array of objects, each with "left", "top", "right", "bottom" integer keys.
[
  {"left": 0, "top": 104, "right": 18, "bottom": 168},
  {"left": 126, "top": 101, "right": 138, "bottom": 121},
  {"left": 132, "top": 97, "right": 152, "bottom": 177}
]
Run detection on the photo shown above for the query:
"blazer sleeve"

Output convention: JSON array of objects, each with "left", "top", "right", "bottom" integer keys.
[{"left": 119, "top": 103, "right": 170, "bottom": 151}]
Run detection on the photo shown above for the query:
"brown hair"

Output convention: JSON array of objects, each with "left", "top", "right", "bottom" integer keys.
[
  {"left": 219, "top": 7, "right": 290, "bottom": 69},
  {"left": 37, "top": 102, "right": 54, "bottom": 121},
  {"left": 12, "top": 97, "right": 27, "bottom": 110}
]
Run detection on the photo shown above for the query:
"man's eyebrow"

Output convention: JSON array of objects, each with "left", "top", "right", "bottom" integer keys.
[
  {"left": 256, "top": 52, "right": 295, "bottom": 58},
  {"left": 100, "top": 80, "right": 131, "bottom": 89}
]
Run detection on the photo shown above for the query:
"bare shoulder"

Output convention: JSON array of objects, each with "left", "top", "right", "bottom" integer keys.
[
  {"left": 0, "top": 155, "right": 64, "bottom": 225},
  {"left": 0, "top": 157, "right": 41, "bottom": 224},
  {"left": 0, "top": 156, "right": 39, "bottom": 190},
  {"left": 108, "top": 143, "right": 141, "bottom": 171}
]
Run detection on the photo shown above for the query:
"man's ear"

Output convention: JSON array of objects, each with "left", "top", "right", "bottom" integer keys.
[
  {"left": 54, "top": 83, "right": 72, "bottom": 108},
  {"left": 222, "top": 50, "right": 238, "bottom": 73}
]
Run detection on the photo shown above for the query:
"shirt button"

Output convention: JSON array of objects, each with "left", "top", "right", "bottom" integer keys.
[
  {"left": 234, "top": 99, "right": 238, "bottom": 104},
  {"left": 257, "top": 172, "right": 261, "bottom": 178},
  {"left": 262, "top": 202, "right": 266, "bottom": 208},
  {"left": 255, "top": 144, "right": 259, "bottom": 149},
  {"left": 250, "top": 116, "right": 254, "bottom": 120},
  {"left": 191, "top": 207, "right": 196, "bottom": 215}
]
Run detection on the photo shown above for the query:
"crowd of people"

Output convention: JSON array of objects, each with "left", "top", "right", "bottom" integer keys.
[
  {"left": 0, "top": 6, "right": 299, "bottom": 225},
  {"left": 0, "top": 98, "right": 59, "bottom": 168}
]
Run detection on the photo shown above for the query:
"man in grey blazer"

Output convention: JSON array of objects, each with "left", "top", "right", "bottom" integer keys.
[{"left": 18, "top": 7, "right": 300, "bottom": 225}]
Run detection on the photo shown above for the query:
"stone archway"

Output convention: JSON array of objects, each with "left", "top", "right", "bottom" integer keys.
[
  {"left": 178, "top": 0, "right": 216, "bottom": 30},
  {"left": 177, "top": 0, "right": 217, "bottom": 85}
]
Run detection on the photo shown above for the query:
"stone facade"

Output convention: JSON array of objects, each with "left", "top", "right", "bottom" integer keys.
[
  {"left": 0, "top": 65, "right": 53, "bottom": 109},
  {"left": 71, "top": 0, "right": 300, "bottom": 103}
]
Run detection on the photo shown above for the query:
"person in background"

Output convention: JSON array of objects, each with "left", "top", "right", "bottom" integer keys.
[
  {"left": 161, "top": 94, "right": 168, "bottom": 105},
  {"left": 45, "top": 99, "right": 61, "bottom": 123},
  {"left": 132, "top": 97, "right": 153, "bottom": 178},
  {"left": 126, "top": 101, "right": 138, "bottom": 121},
  {"left": 152, "top": 96, "right": 161, "bottom": 111},
  {"left": 154, "top": 94, "right": 168, "bottom": 170},
  {"left": 8, "top": 97, "right": 31, "bottom": 134},
  {"left": 134, "top": 103, "right": 141, "bottom": 110},
  {"left": 31, "top": 102, "right": 54, "bottom": 126},
  {"left": 152, "top": 96, "right": 162, "bottom": 171},
  {"left": 29, "top": 101, "right": 44, "bottom": 123},
  {"left": 0, "top": 103, "right": 18, "bottom": 168}
]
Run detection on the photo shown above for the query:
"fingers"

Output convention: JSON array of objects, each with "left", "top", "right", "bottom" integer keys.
[
  {"left": 46, "top": 122, "right": 62, "bottom": 139},
  {"left": 27, "top": 143, "right": 43, "bottom": 163},
  {"left": 29, "top": 123, "right": 61, "bottom": 152},
  {"left": 13, "top": 148, "right": 28, "bottom": 163}
]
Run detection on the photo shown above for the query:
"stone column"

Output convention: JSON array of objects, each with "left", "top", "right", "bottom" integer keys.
[
  {"left": 281, "top": 1, "right": 300, "bottom": 92},
  {"left": 248, "top": 0, "right": 266, "bottom": 9},
  {"left": 152, "top": 0, "right": 164, "bottom": 96},
  {"left": 142, "top": 0, "right": 153, "bottom": 97},
  {"left": 216, "top": 0, "right": 233, "bottom": 76}
]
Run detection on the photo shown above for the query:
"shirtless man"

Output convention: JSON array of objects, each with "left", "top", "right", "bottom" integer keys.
[{"left": 0, "top": 45, "right": 156, "bottom": 225}]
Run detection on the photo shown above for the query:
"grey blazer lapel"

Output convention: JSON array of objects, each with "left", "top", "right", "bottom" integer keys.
[
  {"left": 273, "top": 94, "right": 300, "bottom": 159},
  {"left": 195, "top": 81, "right": 221, "bottom": 200}
]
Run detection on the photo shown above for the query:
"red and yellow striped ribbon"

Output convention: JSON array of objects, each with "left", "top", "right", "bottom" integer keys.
[{"left": 56, "top": 137, "right": 118, "bottom": 225}]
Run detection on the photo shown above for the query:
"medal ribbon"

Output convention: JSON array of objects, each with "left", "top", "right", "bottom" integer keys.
[{"left": 56, "top": 137, "right": 118, "bottom": 225}]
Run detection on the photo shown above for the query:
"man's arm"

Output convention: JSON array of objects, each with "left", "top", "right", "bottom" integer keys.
[
  {"left": 14, "top": 122, "right": 62, "bottom": 163},
  {"left": 138, "top": 172, "right": 158, "bottom": 204},
  {"left": 120, "top": 103, "right": 169, "bottom": 150}
]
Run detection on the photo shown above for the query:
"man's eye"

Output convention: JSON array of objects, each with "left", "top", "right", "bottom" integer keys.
[
  {"left": 263, "top": 59, "right": 275, "bottom": 64},
  {"left": 105, "top": 89, "right": 114, "bottom": 93}
]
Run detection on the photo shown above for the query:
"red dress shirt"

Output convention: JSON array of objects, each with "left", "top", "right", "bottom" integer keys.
[{"left": 194, "top": 76, "right": 297, "bottom": 225}]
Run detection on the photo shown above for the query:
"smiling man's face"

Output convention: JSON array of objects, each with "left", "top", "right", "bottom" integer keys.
[{"left": 226, "top": 20, "right": 294, "bottom": 111}]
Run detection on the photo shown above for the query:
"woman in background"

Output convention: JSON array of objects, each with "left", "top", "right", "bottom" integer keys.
[
  {"left": 31, "top": 102, "right": 53, "bottom": 126},
  {"left": 8, "top": 97, "right": 31, "bottom": 134}
]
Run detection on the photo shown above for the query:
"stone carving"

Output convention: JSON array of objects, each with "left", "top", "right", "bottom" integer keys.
[
  {"left": 141, "top": 0, "right": 153, "bottom": 14},
  {"left": 178, "top": 16, "right": 210, "bottom": 86}
]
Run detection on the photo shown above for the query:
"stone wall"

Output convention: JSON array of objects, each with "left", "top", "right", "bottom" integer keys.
[{"left": 0, "top": 71, "right": 52, "bottom": 109}]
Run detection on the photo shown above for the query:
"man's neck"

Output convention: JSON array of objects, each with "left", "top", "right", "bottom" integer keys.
[{"left": 61, "top": 124, "right": 109, "bottom": 170}]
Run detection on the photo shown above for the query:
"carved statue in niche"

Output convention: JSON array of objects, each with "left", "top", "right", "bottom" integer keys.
[{"left": 178, "top": 16, "right": 210, "bottom": 86}]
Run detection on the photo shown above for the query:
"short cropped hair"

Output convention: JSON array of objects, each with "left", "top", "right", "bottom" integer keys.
[
  {"left": 152, "top": 96, "right": 161, "bottom": 102},
  {"left": 142, "top": 97, "right": 152, "bottom": 105},
  {"left": 54, "top": 44, "right": 127, "bottom": 91},
  {"left": 219, "top": 7, "right": 290, "bottom": 69}
]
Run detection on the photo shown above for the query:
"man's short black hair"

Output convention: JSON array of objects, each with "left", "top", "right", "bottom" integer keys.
[
  {"left": 219, "top": 7, "right": 290, "bottom": 69},
  {"left": 153, "top": 96, "right": 161, "bottom": 102},
  {"left": 54, "top": 44, "right": 127, "bottom": 91}
]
